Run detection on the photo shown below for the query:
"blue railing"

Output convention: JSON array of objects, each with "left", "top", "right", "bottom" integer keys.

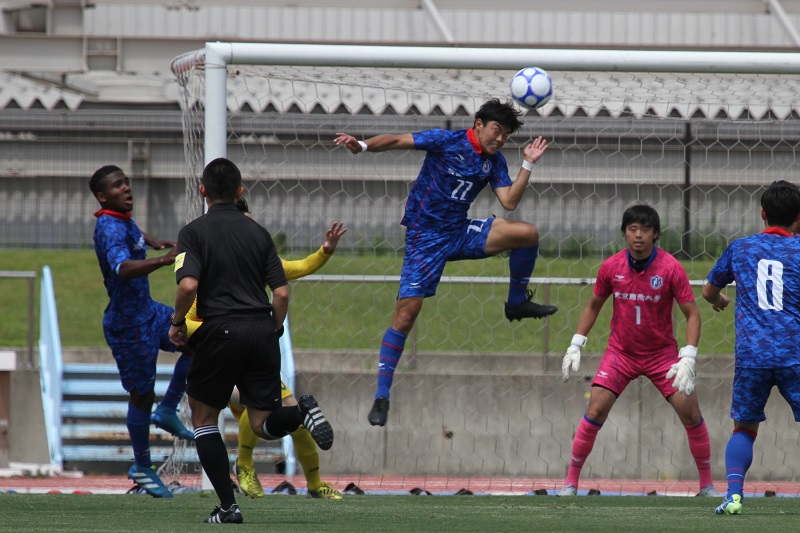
[{"left": 38, "top": 265, "right": 63, "bottom": 471}]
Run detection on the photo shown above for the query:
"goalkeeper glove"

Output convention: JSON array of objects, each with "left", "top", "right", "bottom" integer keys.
[
  {"left": 666, "top": 345, "right": 697, "bottom": 395},
  {"left": 561, "top": 334, "right": 587, "bottom": 382}
]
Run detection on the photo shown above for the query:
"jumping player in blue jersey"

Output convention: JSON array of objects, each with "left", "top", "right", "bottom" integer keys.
[
  {"left": 335, "top": 98, "right": 557, "bottom": 426},
  {"left": 91, "top": 165, "right": 194, "bottom": 498},
  {"left": 703, "top": 180, "right": 800, "bottom": 515}
]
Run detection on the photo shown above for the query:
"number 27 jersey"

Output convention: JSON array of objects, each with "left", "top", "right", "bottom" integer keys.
[
  {"left": 402, "top": 128, "right": 512, "bottom": 231},
  {"left": 596, "top": 248, "right": 695, "bottom": 357}
]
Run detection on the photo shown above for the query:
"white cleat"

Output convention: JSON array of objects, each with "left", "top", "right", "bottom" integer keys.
[{"left": 557, "top": 484, "right": 577, "bottom": 497}]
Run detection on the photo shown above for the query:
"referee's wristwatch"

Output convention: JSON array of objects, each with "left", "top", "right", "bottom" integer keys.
[{"left": 170, "top": 313, "right": 186, "bottom": 327}]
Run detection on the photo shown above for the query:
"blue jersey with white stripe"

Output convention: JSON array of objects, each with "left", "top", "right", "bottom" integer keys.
[
  {"left": 401, "top": 129, "right": 512, "bottom": 231},
  {"left": 707, "top": 231, "right": 800, "bottom": 368},
  {"left": 93, "top": 214, "right": 156, "bottom": 329}
]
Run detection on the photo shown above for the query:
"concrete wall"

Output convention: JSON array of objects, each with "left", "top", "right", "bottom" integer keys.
[
  {"left": 297, "top": 351, "right": 798, "bottom": 482},
  {"left": 23, "top": 348, "right": 798, "bottom": 482}
]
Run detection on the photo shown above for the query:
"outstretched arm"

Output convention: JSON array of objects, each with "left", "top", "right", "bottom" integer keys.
[
  {"left": 494, "top": 136, "right": 548, "bottom": 210},
  {"left": 117, "top": 247, "right": 178, "bottom": 280},
  {"left": 335, "top": 132, "right": 415, "bottom": 154},
  {"left": 282, "top": 222, "right": 348, "bottom": 281},
  {"left": 321, "top": 221, "right": 347, "bottom": 254},
  {"left": 144, "top": 233, "right": 176, "bottom": 251}
]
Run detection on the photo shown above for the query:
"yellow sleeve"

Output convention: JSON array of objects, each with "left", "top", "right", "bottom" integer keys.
[
  {"left": 281, "top": 247, "right": 332, "bottom": 281},
  {"left": 186, "top": 297, "right": 202, "bottom": 338}
]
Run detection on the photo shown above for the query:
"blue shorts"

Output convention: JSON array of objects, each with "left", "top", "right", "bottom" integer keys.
[
  {"left": 398, "top": 217, "right": 494, "bottom": 299},
  {"left": 104, "top": 302, "right": 176, "bottom": 395},
  {"left": 730, "top": 364, "right": 800, "bottom": 424}
]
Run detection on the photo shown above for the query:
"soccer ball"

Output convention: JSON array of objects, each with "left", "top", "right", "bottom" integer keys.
[{"left": 509, "top": 67, "right": 553, "bottom": 109}]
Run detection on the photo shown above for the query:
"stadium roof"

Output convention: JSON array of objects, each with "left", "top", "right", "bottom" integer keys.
[{"left": 4, "top": 68, "right": 800, "bottom": 121}]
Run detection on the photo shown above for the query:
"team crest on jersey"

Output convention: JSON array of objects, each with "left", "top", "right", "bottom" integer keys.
[
  {"left": 482, "top": 160, "right": 491, "bottom": 173},
  {"left": 650, "top": 275, "right": 663, "bottom": 289}
]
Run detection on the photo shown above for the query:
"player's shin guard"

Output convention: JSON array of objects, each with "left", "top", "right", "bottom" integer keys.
[
  {"left": 565, "top": 415, "right": 602, "bottom": 488},
  {"left": 724, "top": 429, "right": 757, "bottom": 498},
  {"left": 376, "top": 327, "right": 406, "bottom": 399},
  {"left": 507, "top": 244, "right": 538, "bottom": 306},
  {"left": 261, "top": 406, "right": 302, "bottom": 440},
  {"left": 291, "top": 426, "right": 322, "bottom": 491},
  {"left": 237, "top": 407, "right": 259, "bottom": 468},
  {"left": 685, "top": 418, "right": 713, "bottom": 488},
  {"left": 195, "top": 425, "right": 237, "bottom": 509}
]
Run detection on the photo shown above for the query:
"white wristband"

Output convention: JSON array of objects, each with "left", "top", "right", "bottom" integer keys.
[
  {"left": 358, "top": 140, "right": 368, "bottom": 152},
  {"left": 679, "top": 345, "right": 698, "bottom": 359},
  {"left": 521, "top": 160, "right": 536, "bottom": 172},
  {"left": 570, "top": 334, "right": 588, "bottom": 348}
]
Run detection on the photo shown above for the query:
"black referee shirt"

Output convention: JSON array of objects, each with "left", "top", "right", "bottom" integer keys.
[{"left": 175, "top": 202, "right": 287, "bottom": 320}]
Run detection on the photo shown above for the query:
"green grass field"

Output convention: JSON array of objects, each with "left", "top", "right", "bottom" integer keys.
[
  {"left": 0, "top": 249, "right": 736, "bottom": 354},
  {"left": 1, "top": 493, "right": 798, "bottom": 533}
]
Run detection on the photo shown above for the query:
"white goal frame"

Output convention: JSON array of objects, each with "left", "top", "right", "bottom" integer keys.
[
  {"left": 171, "top": 42, "right": 800, "bottom": 170},
  {"left": 169, "top": 42, "right": 800, "bottom": 488}
]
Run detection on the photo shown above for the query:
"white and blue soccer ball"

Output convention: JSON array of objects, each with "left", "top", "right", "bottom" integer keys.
[{"left": 509, "top": 67, "right": 553, "bottom": 109}]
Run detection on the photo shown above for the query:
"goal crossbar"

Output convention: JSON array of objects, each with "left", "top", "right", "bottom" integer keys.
[{"left": 171, "top": 42, "right": 800, "bottom": 164}]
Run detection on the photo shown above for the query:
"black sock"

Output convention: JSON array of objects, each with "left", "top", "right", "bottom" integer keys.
[
  {"left": 262, "top": 406, "right": 303, "bottom": 440},
  {"left": 194, "top": 425, "right": 236, "bottom": 509}
]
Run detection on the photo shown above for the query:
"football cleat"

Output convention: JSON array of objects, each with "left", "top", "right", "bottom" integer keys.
[
  {"left": 505, "top": 289, "right": 558, "bottom": 321},
  {"left": 556, "top": 484, "right": 577, "bottom": 497},
  {"left": 368, "top": 397, "right": 390, "bottom": 427},
  {"left": 151, "top": 405, "right": 195, "bottom": 441},
  {"left": 127, "top": 464, "right": 173, "bottom": 498},
  {"left": 715, "top": 494, "right": 743, "bottom": 515},
  {"left": 308, "top": 481, "right": 343, "bottom": 500},
  {"left": 697, "top": 484, "right": 724, "bottom": 497},
  {"left": 204, "top": 504, "right": 243, "bottom": 524},
  {"left": 235, "top": 463, "right": 265, "bottom": 498},
  {"left": 298, "top": 395, "right": 334, "bottom": 451}
]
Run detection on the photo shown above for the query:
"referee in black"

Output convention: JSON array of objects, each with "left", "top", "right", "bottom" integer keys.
[{"left": 169, "top": 157, "right": 333, "bottom": 524}]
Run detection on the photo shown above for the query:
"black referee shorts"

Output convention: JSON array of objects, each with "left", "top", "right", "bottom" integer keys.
[{"left": 186, "top": 316, "right": 283, "bottom": 411}]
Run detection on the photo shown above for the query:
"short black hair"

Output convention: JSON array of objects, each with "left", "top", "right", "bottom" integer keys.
[
  {"left": 89, "top": 165, "right": 123, "bottom": 195},
  {"left": 474, "top": 98, "right": 524, "bottom": 133},
  {"left": 761, "top": 180, "right": 800, "bottom": 227},
  {"left": 621, "top": 204, "right": 661, "bottom": 237},
  {"left": 201, "top": 157, "right": 242, "bottom": 202}
]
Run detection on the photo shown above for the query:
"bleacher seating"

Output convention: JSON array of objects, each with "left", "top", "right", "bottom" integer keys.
[{"left": 60, "top": 363, "right": 283, "bottom": 471}]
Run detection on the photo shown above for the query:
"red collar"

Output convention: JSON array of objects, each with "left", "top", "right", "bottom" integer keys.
[
  {"left": 762, "top": 227, "right": 792, "bottom": 237},
  {"left": 94, "top": 209, "right": 132, "bottom": 220},
  {"left": 466, "top": 128, "right": 483, "bottom": 155}
]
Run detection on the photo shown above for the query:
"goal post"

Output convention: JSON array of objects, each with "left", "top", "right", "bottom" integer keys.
[{"left": 170, "top": 42, "right": 800, "bottom": 489}]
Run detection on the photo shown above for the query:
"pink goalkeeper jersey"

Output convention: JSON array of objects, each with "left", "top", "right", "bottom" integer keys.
[{"left": 595, "top": 248, "right": 695, "bottom": 357}]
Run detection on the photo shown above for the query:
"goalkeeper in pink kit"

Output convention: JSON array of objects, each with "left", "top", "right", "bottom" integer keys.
[{"left": 558, "top": 204, "right": 720, "bottom": 497}]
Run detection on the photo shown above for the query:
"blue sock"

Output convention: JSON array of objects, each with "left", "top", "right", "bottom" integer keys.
[
  {"left": 507, "top": 245, "right": 538, "bottom": 306},
  {"left": 725, "top": 429, "right": 756, "bottom": 498},
  {"left": 159, "top": 352, "right": 190, "bottom": 411},
  {"left": 127, "top": 404, "right": 152, "bottom": 468},
  {"left": 376, "top": 328, "right": 407, "bottom": 400}
]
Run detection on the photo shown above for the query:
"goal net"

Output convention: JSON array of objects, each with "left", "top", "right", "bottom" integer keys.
[{"left": 169, "top": 43, "right": 800, "bottom": 494}]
